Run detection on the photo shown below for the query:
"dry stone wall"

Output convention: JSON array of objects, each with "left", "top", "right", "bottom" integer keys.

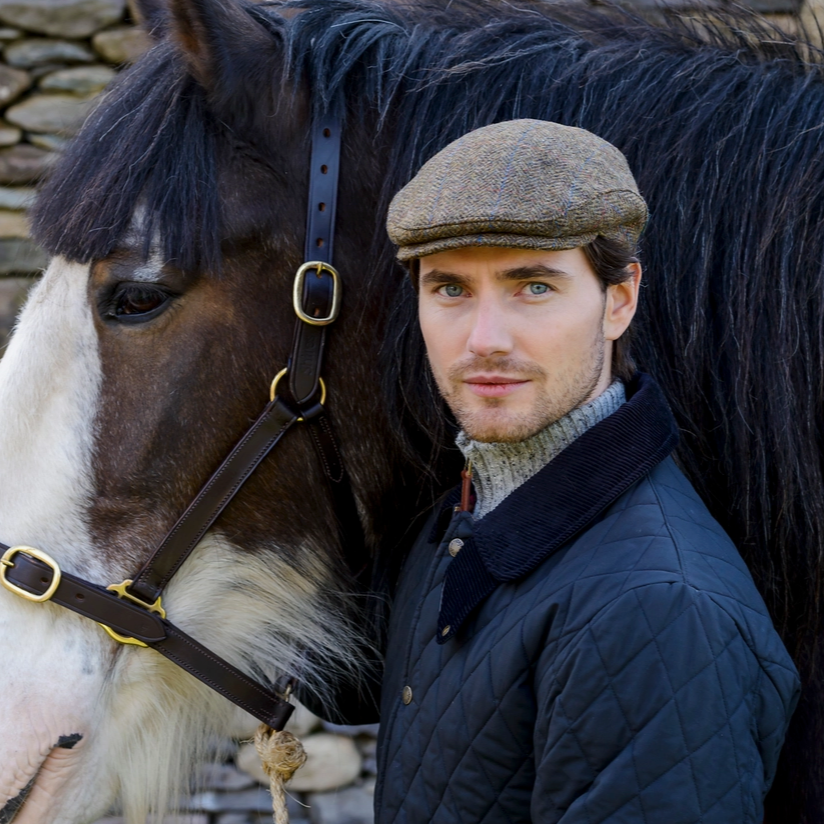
[{"left": 0, "top": 0, "right": 149, "bottom": 357}]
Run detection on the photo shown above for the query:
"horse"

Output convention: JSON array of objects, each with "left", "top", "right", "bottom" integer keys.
[{"left": 1, "top": 0, "right": 822, "bottom": 820}]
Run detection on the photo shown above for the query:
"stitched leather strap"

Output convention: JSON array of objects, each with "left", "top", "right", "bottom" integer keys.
[
  {"left": 129, "top": 397, "right": 299, "bottom": 604},
  {"left": 0, "top": 550, "right": 294, "bottom": 729},
  {"left": 290, "top": 109, "right": 369, "bottom": 578},
  {"left": 288, "top": 108, "right": 341, "bottom": 406}
]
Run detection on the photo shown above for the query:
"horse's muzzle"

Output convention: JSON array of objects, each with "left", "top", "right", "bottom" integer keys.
[{"left": 0, "top": 734, "right": 84, "bottom": 824}]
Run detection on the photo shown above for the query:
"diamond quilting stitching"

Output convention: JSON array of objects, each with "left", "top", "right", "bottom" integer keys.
[
  {"left": 630, "top": 586, "right": 734, "bottom": 818},
  {"left": 379, "top": 457, "right": 796, "bottom": 824},
  {"left": 698, "top": 610, "right": 747, "bottom": 809},
  {"left": 544, "top": 630, "right": 748, "bottom": 774},
  {"left": 476, "top": 756, "right": 533, "bottom": 824},
  {"left": 538, "top": 583, "right": 756, "bottom": 806},
  {"left": 395, "top": 671, "right": 535, "bottom": 824}
]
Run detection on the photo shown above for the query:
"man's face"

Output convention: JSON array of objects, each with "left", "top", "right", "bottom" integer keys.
[{"left": 418, "top": 246, "right": 640, "bottom": 443}]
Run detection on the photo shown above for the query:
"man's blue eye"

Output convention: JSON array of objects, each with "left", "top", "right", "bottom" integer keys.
[
  {"left": 443, "top": 284, "right": 463, "bottom": 297},
  {"left": 528, "top": 283, "right": 549, "bottom": 295}
]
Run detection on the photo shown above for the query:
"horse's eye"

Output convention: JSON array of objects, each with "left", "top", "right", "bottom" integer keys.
[
  {"left": 116, "top": 288, "right": 165, "bottom": 316},
  {"left": 103, "top": 284, "right": 174, "bottom": 323}
]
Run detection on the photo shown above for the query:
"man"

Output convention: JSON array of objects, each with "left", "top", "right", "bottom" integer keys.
[{"left": 374, "top": 120, "right": 800, "bottom": 823}]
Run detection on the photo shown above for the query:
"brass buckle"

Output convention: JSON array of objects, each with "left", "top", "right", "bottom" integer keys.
[
  {"left": 269, "top": 368, "right": 327, "bottom": 420},
  {"left": 293, "top": 262, "right": 341, "bottom": 326},
  {"left": 98, "top": 579, "right": 165, "bottom": 649},
  {"left": 0, "top": 545, "right": 61, "bottom": 603}
]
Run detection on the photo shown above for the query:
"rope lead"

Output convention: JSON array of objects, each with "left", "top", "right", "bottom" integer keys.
[{"left": 254, "top": 723, "right": 308, "bottom": 824}]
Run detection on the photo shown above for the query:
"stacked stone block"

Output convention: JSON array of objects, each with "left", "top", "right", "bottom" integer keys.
[
  {"left": 94, "top": 704, "right": 378, "bottom": 824},
  {"left": 0, "top": 0, "right": 148, "bottom": 357}
]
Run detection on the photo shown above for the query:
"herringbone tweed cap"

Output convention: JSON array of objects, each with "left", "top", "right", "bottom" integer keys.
[{"left": 387, "top": 119, "right": 647, "bottom": 261}]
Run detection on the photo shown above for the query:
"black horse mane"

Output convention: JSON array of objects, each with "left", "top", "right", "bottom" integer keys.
[
  {"left": 31, "top": 2, "right": 824, "bottom": 814},
  {"left": 31, "top": 2, "right": 824, "bottom": 277}
]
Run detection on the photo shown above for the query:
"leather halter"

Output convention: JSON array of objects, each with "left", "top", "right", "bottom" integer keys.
[{"left": 0, "top": 106, "right": 361, "bottom": 731}]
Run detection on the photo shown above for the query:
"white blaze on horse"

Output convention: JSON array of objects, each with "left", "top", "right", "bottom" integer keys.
[{"left": 0, "top": 0, "right": 823, "bottom": 821}]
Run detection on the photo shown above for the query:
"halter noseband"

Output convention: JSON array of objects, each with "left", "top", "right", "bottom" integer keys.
[{"left": 0, "top": 104, "right": 363, "bottom": 731}]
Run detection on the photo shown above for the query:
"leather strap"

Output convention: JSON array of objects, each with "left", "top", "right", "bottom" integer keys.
[
  {"left": 289, "top": 108, "right": 369, "bottom": 577},
  {"left": 3, "top": 547, "right": 166, "bottom": 642},
  {"left": 129, "top": 397, "right": 298, "bottom": 604},
  {"left": 0, "top": 550, "right": 294, "bottom": 729},
  {"left": 289, "top": 108, "right": 341, "bottom": 406}
]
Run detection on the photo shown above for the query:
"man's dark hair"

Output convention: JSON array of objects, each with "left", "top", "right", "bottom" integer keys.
[{"left": 582, "top": 235, "right": 639, "bottom": 382}]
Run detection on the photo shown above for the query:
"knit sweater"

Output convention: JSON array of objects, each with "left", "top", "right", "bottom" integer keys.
[{"left": 456, "top": 380, "right": 626, "bottom": 518}]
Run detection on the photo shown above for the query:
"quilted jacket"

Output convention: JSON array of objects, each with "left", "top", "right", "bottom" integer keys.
[{"left": 374, "top": 374, "right": 800, "bottom": 824}]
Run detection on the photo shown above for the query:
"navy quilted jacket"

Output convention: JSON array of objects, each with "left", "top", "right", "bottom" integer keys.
[{"left": 375, "top": 374, "right": 800, "bottom": 824}]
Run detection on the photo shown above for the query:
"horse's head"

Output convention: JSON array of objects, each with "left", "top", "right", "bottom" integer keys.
[{"left": 0, "top": 0, "right": 403, "bottom": 820}]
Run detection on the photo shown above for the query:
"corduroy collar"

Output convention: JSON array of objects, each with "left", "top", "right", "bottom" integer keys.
[{"left": 436, "top": 372, "right": 679, "bottom": 642}]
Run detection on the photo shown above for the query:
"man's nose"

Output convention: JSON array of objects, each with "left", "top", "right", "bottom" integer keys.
[{"left": 466, "top": 296, "right": 514, "bottom": 358}]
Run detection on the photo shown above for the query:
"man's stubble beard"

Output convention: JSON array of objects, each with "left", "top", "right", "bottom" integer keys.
[{"left": 434, "top": 333, "right": 606, "bottom": 444}]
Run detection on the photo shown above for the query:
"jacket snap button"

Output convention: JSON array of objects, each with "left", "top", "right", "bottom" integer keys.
[
  {"left": 448, "top": 538, "right": 463, "bottom": 557},
  {"left": 402, "top": 686, "right": 413, "bottom": 705}
]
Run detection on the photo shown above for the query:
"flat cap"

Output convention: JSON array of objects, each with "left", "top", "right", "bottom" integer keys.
[{"left": 387, "top": 119, "right": 647, "bottom": 261}]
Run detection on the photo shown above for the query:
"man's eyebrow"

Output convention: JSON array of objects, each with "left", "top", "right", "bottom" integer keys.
[
  {"left": 419, "top": 268, "right": 472, "bottom": 286},
  {"left": 497, "top": 265, "right": 572, "bottom": 281},
  {"left": 419, "top": 264, "right": 572, "bottom": 286}
]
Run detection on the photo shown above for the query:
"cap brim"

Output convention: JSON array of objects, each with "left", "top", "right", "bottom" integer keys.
[{"left": 396, "top": 231, "right": 599, "bottom": 262}]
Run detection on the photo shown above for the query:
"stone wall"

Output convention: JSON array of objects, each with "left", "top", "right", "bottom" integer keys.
[
  {"left": 0, "top": 0, "right": 148, "bottom": 357},
  {"left": 93, "top": 706, "right": 378, "bottom": 824}
]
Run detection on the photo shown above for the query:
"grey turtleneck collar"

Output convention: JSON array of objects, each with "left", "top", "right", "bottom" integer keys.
[{"left": 456, "top": 380, "right": 626, "bottom": 519}]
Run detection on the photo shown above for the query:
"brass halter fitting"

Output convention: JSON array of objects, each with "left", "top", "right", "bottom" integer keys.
[
  {"left": 293, "top": 261, "right": 341, "bottom": 326},
  {"left": 98, "top": 579, "right": 165, "bottom": 648},
  {"left": 269, "top": 368, "right": 327, "bottom": 419},
  {"left": 0, "top": 546, "right": 61, "bottom": 603}
]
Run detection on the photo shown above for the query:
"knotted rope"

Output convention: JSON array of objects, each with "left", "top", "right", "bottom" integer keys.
[{"left": 254, "top": 723, "right": 308, "bottom": 824}]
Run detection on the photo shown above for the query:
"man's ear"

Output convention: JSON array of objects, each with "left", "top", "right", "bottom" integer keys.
[
  {"left": 604, "top": 262, "right": 642, "bottom": 342},
  {"left": 165, "top": 0, "right": 277, "bottom": 104},
  {"left": 128, "top": 0, "right": 167, "bottom": 38}
]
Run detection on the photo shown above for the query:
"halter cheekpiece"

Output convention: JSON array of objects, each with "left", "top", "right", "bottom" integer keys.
[{"left": 0, "top": 102, "right": 363, "bottom": 731}]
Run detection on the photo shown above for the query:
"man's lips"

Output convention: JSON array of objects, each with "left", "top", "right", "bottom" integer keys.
[{"left": 463, "top": 375, "right": 530, "bottom": 398}]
